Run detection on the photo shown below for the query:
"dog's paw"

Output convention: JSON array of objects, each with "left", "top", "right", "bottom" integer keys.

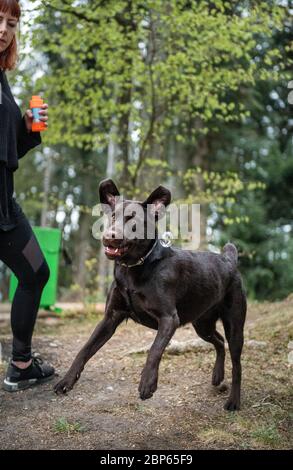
[
  {"left": 212, "top": 365, "right": 225, "bottom": 387},
  {"left": 54, "top": 374, "right": 78, "bottom": 395},
  {"left": 224, "top": 396, "right": 240, "bottom": 411},
  {"left": 138, "top": 373, "right": 158, "bottom": 400}
]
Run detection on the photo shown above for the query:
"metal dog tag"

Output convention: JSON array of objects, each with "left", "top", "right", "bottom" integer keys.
[{"left": 159, "top": 231, "right": 173, "bottom": 248}]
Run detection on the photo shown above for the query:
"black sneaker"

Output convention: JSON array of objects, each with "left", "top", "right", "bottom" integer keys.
[{"left": 3, "top": 354, "right": 55, "bottom": 392}]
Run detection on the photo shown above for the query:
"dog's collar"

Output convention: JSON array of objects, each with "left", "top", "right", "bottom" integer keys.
[{"left": 118, "top": 239, "right": 159, "bottom": 268}]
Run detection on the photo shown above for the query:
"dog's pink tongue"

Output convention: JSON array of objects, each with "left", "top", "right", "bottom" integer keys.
[{"left": 105, "top": 246, "right": 120, "bottom": 256}]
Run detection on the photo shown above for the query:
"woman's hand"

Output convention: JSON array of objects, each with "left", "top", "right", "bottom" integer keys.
[{"left": 24, "top": 103, "right": 49, "bottom": 132}]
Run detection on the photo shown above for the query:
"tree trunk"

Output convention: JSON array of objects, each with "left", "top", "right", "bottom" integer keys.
[
  {"left": 73, "top": 209, "right": 91, "bottom": 293},
  {"left": 192, "top": 124, "right": 209, "bottom": 249},
  {"left": 72, "top": 161, "right": 94, "bottom": 294},
  {"left": 41, "top": 151, "right": 53, "bottom": 227},
  {"left": 97, "top": 124, "right": 117, "bottom": 297}
]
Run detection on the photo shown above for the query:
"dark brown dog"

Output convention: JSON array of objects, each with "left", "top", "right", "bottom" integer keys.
[{"left": 55, "top": 179, "right": 246, "bottom": 410}]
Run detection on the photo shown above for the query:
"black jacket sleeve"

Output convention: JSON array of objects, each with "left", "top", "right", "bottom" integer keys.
[
  {"left": 17, "top": 117, "right": 42, "bottom": 159},
  {"left": 0, "top": 108, "right": 9, "bottom": 161}
]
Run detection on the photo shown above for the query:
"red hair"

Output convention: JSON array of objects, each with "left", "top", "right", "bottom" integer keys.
[{"left": 0, "top": 0, "right": 21, "bottom": 70}]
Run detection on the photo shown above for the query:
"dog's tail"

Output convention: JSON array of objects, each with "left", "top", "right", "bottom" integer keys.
[{"left": 222, "top": 242, "right": 238, "bottom": 269}]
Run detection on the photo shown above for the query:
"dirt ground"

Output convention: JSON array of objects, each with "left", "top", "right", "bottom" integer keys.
[{"left": 0, "top": 297, "right": 292, "bottom": 450}]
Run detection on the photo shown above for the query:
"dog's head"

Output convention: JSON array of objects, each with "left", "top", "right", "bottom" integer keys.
[{"left": 99, "top": 179, "right": 171, "bottom": 262}]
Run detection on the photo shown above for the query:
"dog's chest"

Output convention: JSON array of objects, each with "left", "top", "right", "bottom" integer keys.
[
  {"left": 115, "top": 271, "right": 158, "bottom": 327},
  {"left": 121, "top": 283, "right": 148, "bottom": 314}
]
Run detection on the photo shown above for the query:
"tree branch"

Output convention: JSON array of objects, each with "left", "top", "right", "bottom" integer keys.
[
  {"left": 41, "top": 0, "right": 100, "bottom": 24},
  {"left": 40, "top": 0, "right": 138, "bottom": 28},
  {"left": 132, "top": 12, "right": 158, "bottom": 188}
]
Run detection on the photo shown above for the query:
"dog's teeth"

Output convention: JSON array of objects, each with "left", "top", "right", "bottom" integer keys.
[{"left": 115, "top": 248, "right": 119, "bottom": 253}]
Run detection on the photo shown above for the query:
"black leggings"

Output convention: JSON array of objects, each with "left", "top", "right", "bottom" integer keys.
[{"left": 0, "top": 216, "right": 50, "bottom": 362}]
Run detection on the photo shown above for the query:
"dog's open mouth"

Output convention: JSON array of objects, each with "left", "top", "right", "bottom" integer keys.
[{"left": 104, "top": 244, "right": 129, "bottom": 258}]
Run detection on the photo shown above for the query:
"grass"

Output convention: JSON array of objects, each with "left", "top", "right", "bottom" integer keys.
[
  {"left": 251, "top": 424, "right": 282, "bottom": 446},
  {"left": 54, "top": 417, "right": 84, "bottom": 436},
  {"left": 198, "top": 428, "right": 236, "bottom": 446}
]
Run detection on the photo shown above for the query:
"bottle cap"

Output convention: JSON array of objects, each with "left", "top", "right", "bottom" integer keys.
[{"left": 30, "top": 96, "right": 44, "bottom": 108}]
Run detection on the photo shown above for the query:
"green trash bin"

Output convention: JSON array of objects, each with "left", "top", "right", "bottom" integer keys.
[{"left": 9, "top": 227, "right": 62, "bottom": 308}]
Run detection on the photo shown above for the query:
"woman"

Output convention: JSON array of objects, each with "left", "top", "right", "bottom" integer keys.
[{"left": 0, "top": 0, "right": 55, "bottom": 391}]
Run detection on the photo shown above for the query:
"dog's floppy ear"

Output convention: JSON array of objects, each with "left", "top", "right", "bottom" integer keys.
[
  {"left": 99, "top": 179, "right": 120, "bottom": 211},
  {"left": 143, "top": 185, "right": 171, "bottom": 219}
]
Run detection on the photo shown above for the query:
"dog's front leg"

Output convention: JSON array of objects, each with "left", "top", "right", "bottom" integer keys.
[
  {"left": 54, "top": 310, "right": 125, "bottom": 394},
  {"left": 54, "top": 285, "right": 128, "bottom": 394},
  {"left": 139, "top": 311, "right": 179, "bottom": 400}
]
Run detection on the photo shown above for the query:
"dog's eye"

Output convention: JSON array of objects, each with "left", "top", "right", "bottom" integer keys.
[{"left": 111, "top": 213, "right": 115, "bottom": 220}]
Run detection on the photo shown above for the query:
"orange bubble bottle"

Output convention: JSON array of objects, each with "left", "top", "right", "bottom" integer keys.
[{"left": 30, "top": 96, "right": 46, "bottom": 132}]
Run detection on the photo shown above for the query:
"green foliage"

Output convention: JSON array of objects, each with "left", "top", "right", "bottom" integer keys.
[
  {"left": 2, "top": 0, "right": 290, "bottom": 302},
  {"left": 29, "top": 0, "right": 286, "bottom": 184}
]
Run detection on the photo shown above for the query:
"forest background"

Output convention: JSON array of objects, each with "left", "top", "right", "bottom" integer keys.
[{"left": 0, "top": 0, "right": 292, "bottom": 303}]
